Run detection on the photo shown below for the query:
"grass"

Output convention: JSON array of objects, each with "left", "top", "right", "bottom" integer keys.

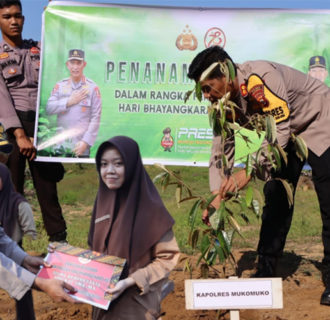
[{"left": 23, "top": 164, "right": 323, "bottom": 259}]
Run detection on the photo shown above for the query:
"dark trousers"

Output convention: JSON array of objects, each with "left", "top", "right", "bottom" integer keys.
[
  {"left": 15, "top": 282, "right": 35, "bottom": 320},
  {"left": 7, "top": 119, "right": 66, "bottom": 237},
  {"left": 15, "top": 242, "right": 35, "bottom": 320},
  {"left": 257, "top": 143, "right": 330, "bottom": 265}
]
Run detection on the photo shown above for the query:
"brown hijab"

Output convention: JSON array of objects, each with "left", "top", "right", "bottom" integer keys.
[
  {"left": 88, "top": 136, "right": 174, "bottom": 274},
  {"left": 0, "top": 163, "right": 26, "bottom": 237}
]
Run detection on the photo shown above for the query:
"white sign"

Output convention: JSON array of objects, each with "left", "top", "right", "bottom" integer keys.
[{"left": 185, "top": 278, "right": 282, "bottom": 310}]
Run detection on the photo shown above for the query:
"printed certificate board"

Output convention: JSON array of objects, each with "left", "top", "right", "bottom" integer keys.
[{"left": 38, "top": 242, "right": 126, "bottom": 310}]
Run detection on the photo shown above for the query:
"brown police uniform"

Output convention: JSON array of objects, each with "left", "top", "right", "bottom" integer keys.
[
  {"left": 0, "top": 39, "right": 66, "bottom": 240},
  {"left": 209, "top": 60, "right": 330, "bottom": 271}
]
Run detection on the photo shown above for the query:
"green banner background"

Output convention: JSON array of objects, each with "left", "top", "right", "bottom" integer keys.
[{"left": 36, "top": 2, "right": 330, "bottom": 164}]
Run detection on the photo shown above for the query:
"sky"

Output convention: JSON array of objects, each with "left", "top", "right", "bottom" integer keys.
[{"left": 18, "top": 0, "right": 330, "bottom": 41}]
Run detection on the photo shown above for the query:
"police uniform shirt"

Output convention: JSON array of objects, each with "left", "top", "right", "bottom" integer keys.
[
  {"left": 46, "top": 76, "right": 102, "bottom": 147},
  {"left": 209, "top": 60, "right": 330, "bottom": 191},
  {"left": 0, "top": 40, "right": 40, "bottom": 130}
]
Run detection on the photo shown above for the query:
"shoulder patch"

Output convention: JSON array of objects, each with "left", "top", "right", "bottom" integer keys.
[
  {"left": 94, "top": 86, "right": 101, "bottom": 98},
  {"left": 247, "top": 74, "right": 289, "bottom": 123},
  {"left": 30, "top": 47, "right": 39, "bottom": 54},
  {"left": 0, "top": 53, "right": 9, "bottom": 59}
]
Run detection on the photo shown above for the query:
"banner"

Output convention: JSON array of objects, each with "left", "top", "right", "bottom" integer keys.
[{"left": 35, "top": 1, "right": 330, "bottom": 164}]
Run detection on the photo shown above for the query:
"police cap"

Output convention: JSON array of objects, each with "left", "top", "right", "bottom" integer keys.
[
  {"left": 68, "top": 49, "right": 85, "bottom": 61},
  {"left": 309, "top": 56, "right": 326, "bottom": 69}
]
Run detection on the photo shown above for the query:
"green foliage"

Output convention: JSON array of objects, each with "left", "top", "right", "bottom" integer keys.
[{"left": 21, "top": 164, "right": 321, "bottom": 265}]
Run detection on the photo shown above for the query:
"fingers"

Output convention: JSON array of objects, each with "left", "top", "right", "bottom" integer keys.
[
  {"left": 47, "top": 243, "right": 55, "bottom": 253},
  {"left": 43, "top": 261, "right": 52, "bottom": 268},
  {"left": 62, "top": 281, "right": 77, "bottom": 294},
  {"left": 202, "top": 209, "right": 211, "bottom": 226},
  {"left": 19, "top": 146, "right": 36, "bottom": 161}
]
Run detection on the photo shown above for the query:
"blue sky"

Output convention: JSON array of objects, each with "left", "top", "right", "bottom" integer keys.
[{"left": 19, "top": 0, "right": 330, "bottom": 41}]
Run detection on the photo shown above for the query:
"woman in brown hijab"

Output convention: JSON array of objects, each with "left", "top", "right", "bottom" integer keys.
[{"left": 88, "top": 136, "right": 179, "bottom": 320}]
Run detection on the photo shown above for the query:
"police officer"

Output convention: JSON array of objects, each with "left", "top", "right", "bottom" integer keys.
[
  {"left": 188, "top": 46, "right": 330, "bottom": 306},
  {"left": 308, "top": 55, "right": 328, "bottom": 82},
  {"left": 0, "top": 2, "right": 68, "bottom": 318},
  {"left": 46, "top": 49, "right": 102, "bottom": 157}
]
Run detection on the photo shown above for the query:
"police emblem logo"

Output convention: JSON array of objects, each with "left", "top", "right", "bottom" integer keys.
[
  {"left": 249, "top": 83, "right": 269, "bottom": 107},
  {"left": 175, "top": 25, "right": 198, "bottom": 51},
  {"left": 0, "top": 52, "right": 9, "bottom": 59},
  {"left": 204, "top": 27, "right": 226, "bottom": 48},
  {"left": 30, "top": 47, "right": 39, "bottom": 54},
  {"left": 240, "top": 83, "right": 248, "bottom": 98},
  {"left": 8, "top": 68, "right": 17, "bottom": 75}
]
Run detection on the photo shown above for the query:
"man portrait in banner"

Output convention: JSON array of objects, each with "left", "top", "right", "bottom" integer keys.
[
  {"left": 308, "top": 55, "right": 328, "bottom": 83},
  {"left": 46, "top": 49, "right": 102, "bottom": 157}
]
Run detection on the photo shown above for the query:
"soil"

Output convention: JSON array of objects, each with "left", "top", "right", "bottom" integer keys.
[
  {"left": 1, "top": 175, "right": 325, "bottom": 320},
  {"left": 1, "top": 241, "right": 329, "bottom": 320}
]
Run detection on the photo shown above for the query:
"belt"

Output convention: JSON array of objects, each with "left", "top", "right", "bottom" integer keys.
[{"left": 16, "top": 110, "right": 36, "bottom": 122}]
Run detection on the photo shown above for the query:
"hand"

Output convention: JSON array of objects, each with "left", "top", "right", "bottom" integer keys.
[
  {"left": 22, "top": 255, "right": 51, "bottom": 274},
  {"left": 202, "top": 191, "right": 221, "bottom": 226},
  {"left": 33, "top": 277, "right": 78, "bottom": 303},
  {"left": 47, "top": 243, "right": 56, "bottom": 253},
  {"left": 73, "top": 141, "right": 89, "bottom": 157},
  {"left": 106, "top": 277, "right": 136, "bottom": 301},
  {"left": 14, "top": 129, "right": 36, "bottom": 160},
  {"left": 219, "top": 169, "right": 251, "bottom": 200},
  {"left": 67, "top": 88, "right": 89, "bottom": 107}
]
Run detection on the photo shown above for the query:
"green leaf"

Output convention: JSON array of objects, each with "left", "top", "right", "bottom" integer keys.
[
  {"left": 265, "top": 115, "right": 277, "bottom": 144},
  {"left": 276, "top": 143, "right": 288, "bottom": 166},
  {"left": 294, "top": 135, "right": 309, "bottom": 162},
  {"left": 219, "top": 61, "right": 230, "bottom": 83},
  {"left": 38, "top": 125, "right": 49, "bottom": 132},
  {"left": 217, "top": 230, "right": 231, "bottom": 257},
  {"left": 215, "top": 243, "right": 226, "bottom": 263},
  {"left": 38, "top": 117, "right": 50, "bottom": 125},
  {"left": 209, "top": 201, "right": 226, "bottom": 230},
  {"left": 195, "top": 81, "right": 202, "bottom": 102},
  {"left": 245, "top": 154, "right": 253, "bottom": 177},
  {"left": 184, "top": 90, "right": 193, "bottom": 103},
  {"left": 251, "top": 199, "right": 260, "bottom": 217},
  {"left": 189, "top": 229, "right": 199, "bottom": 249},
  {"left": 152, "top": 171, "right": 168, "bottom": 183},
  {"left": 200, "top": 62, "right": 219, "bottom": 81},
  {"left": 197, "top": 234, "right": 211, "bottom": 265},
  {"left": 275, "top": 178, "right": 294, "bottom": 207},
  {"left": 188, "top": 199, "right": 202, "bottom": 231},
  {"left": 270, "top": 144, "right": 282, "bottom": 171},
  {"left": 225, "top": 58, "right": 236, "bottom": 81},
  {"left": 245, "top": 186, "right": 253, "bottom": 207}
]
